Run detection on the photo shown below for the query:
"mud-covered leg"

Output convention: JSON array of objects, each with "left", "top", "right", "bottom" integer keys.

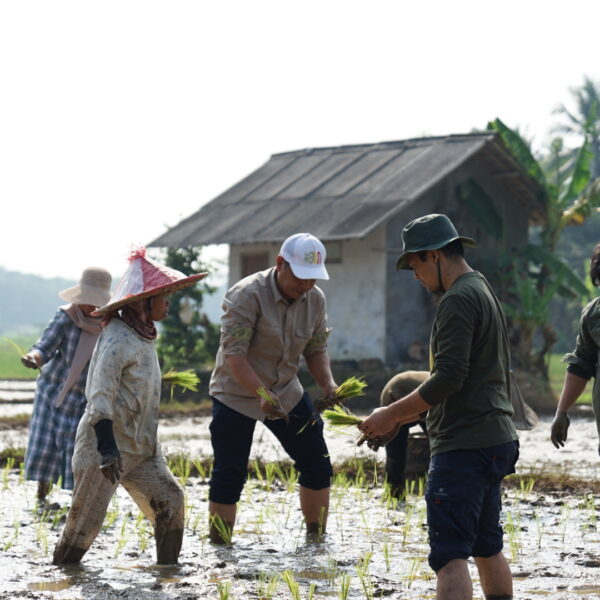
[
  {"left": 53, "top": 465, "right": 118, "bottom": 564},
  {"left": 121, "top": 454, "right": 185, "bottom": 565}
]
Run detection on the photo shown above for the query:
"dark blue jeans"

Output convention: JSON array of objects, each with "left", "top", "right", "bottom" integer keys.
[
  {"left": 209, "top": 393, "right": 333, "bottom": 504},
  {"left": 426, "top": 440, "right": 519, "bottom": 573}
]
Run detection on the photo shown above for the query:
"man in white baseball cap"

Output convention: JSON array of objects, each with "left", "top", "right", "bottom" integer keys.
[{"left": 208, "top": 232, "right": 337, "bottom": 544}]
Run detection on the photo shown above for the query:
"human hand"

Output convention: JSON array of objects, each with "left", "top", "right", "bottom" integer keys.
[
  {"left": 314, "top": 382, "right": 340, "bottom": 412},
  {"left": 100, "top": 453, "right": 123, "bottom": 484},
  {"left": 550, "top": 411, "right": 570, "bottom": 449},
  {"left": 357, "top": 406, "right": 398, "bottom": 439},
  {"left": 357, "top": 422, "right": 401, "bottom": 451},
  {"left": 21, "top": 353, "right": 40, "bottom": 369},
  {"left": 258, "top": 389, "right": 287, "bottom": 420}
]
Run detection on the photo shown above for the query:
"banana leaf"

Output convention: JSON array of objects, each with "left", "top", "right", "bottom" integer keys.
[
  {"left": 524, "top": 244, "right": 589, "bottom": 297},
  {"left": 487, "top": 118, "right": 547, "bottom": 191},
  {"left": 560, "top": 135, "right": 592, "bottom": 208}
]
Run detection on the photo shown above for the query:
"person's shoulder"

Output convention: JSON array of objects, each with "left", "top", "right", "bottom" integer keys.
[
  {"left": 307, "top": 284, "right": 326, "bottom": 303},
  {"left": 228, "top": 268, "right": 273, "bottom": 296},
  {"left": 582, "top": 295, "right": 600, "bottom": 320}
]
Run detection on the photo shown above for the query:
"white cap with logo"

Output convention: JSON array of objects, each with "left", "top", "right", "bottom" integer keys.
[{"left": 279, "top": 233, "right": 329, "bottom": 280}]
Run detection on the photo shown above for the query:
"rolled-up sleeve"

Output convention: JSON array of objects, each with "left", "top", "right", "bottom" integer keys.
[
  {"left": 220, "top": 290, "right": 258, "bottom": 356},
  {"left": 563, "top": 302, "right": 599, "bottom": 380},
  {"left": 304, "top": 298, "right": 330, "bottom": 357},
  {"left": 418, "top": 295, "right": 473, "bottom": 406},
  {"left": 86, "top": 337, "right": 130, "bottom": 426}
]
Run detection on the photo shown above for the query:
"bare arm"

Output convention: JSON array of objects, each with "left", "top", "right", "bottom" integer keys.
[
  {"left": 305, "top": 352, "right": 337, "bottom": 398},
  {"left": 556, "top": 372, "right": 588, "bottom": 413}
]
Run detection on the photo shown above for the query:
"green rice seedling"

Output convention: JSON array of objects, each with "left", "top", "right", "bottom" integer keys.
[
  {"left": 252, "top": 459, "right": 264, "bottom": 482},
  {"left": 4, "top": 518, "right": 20, "bottom": 551},
  {"left": 534, "top": 511, "right": 545, "bottom": 548},
  {"left": 192, "top": 457, "right": 207, "bottom": 480},
  {"left": 169, "top": 454, "right": 191, "bottom": 486},
  {"left": 337, "top": 573, "right": 352, "bottom": 600},
  {"left": 114, "top": 516, "right": 129, "bottom": 557},
  {"left": 325, "top": 554, "right": 339, "bottom": 586},
  {"left": 405, "top": 556, "right": 423, "bottom": 589},
  {"left": 504, "top": 511, "right": 520, "bottom": 560},
  {"left": 2, "top": 457, "right": 14, "bottom": 490},
  {"left": 103, "top": 498, "right": 120, "bottom": 530},
  {"left": 135, "top": 512, "right": 150, "bottom": 553},
  {"left": 333, "top": 376, "right": 368, "bottom": 401},
  {"left": 585, "top": 494, "right": 598, "bottom": 531},
  {"left": 209, "top": 514, "right": 233, "bottom": 545},
  {"left": 51, "top": 505, "right": 68, "bottom": 529},
  {"left": 256, "top": 386, "right": 287, "bottom": 421},
  {"left": 322, "top": 404, "right": 362, "bottom": 428},
  {"left": 355, "top": 551, "right": 374, "bottom": 600},
  {"left": 520, "top": 476, "right": 535, "bottom": 495},
  {"left": 307, "top": 583, "right": 316, "bottom": 600},
  {"left": 281, "top": 570, "right": 301, "bottom": 600},
  {"left": 382, "top": 541, "right": 392, "bottom": 572},
  {"left": 256, "top": 572, "right": 280, "bottom": 600},
  {"left": 161, "top": 368, "right": 200, "bottom": 401},
  {"left": 264, "top": 462, "right": 277, "bottom": 489},
  {"left": 217, "top": 580, "right": 232, "bottom": 600},
  {"left": 401, "top": 504, "right": 414, "bottom": 546},
  {"left": 35, "top": 510, "right": 50, "bottom": 555},
  {"left": 18, "top": 461, "right": 25, "bottom": 484}
]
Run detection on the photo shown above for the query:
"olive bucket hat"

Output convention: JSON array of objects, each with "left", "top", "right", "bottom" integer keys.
[{"left": 395, "top": 213, "right": 476, "bottom": 270}]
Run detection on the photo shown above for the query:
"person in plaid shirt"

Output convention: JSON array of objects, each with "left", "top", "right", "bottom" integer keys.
[{"left": 22, "top": 267, "right": 112, "bottom": 502}]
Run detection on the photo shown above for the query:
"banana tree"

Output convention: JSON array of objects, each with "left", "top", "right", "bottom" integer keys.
[{"left": 484, "top": 118, "right": 600, "bottom": 373}]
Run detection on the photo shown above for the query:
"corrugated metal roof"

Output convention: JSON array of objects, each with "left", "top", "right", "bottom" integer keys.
[{"left": 150, "top": 133, "right": 544, "bottom": 247}]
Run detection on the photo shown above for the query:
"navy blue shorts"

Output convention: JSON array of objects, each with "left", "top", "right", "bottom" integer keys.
[
  {"left": 425, "top": 440, "right": 519, "bottom": 573},
  {"left": 209, "top": 393, "right": 333, "bottom": 504}
]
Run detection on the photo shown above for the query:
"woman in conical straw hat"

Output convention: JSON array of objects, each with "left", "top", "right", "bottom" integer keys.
[
  {"left": 21, "top": 266, "right": 112, "bottom": 503},
  {"left": 53, "top": 248, "right": 207, "bottom": 566}
]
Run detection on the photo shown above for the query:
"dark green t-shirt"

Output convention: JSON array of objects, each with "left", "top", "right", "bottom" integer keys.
[{"left": 418, "top": 272, "right": 518, "bottom": 456}]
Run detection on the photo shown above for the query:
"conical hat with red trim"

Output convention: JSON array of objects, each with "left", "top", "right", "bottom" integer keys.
[{"left": 92, "top": 248, "right": 208, "bottom": 316}]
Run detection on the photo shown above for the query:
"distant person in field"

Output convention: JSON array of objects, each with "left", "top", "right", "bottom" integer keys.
[
  {"left": 21, "top": 267, "right": 112, "bottom": 502},
  {"left": 208, "top": 233, "right": 337, "bottom": 544},
  {"left": 53, "top": 249, "right": 206, "bottom": 566},
  {"left": 551, "top": 242, "right": 600, "bottom": 452},
  {"left": 359, "top": 214, "right": 519, "bottom": 600}
]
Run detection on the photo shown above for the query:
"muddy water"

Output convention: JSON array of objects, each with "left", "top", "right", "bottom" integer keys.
[
  {"left": 2, "top": 463, "right": 600, "bottom": 599},
  {"left": 3, "top": 382, "right": 600, "bottom": 598}
]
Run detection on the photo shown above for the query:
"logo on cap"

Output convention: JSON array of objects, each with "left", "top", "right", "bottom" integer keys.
[{"left": 304, "top": 251, "right": 322, "bottom": 265}]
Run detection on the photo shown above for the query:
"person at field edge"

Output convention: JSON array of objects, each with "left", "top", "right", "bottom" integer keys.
[
  {"left": 208, "top": 233, "right": 337, "bottom": 544},
  {"left": 358, "top": 214, "right": 519, "bottom": 600},
  {"left": 551, "top": 242, "right": 600, "bottom": 453},
  {"left": 53, "top": 248, "right": 207, "bottom": 565},
  {"left": 22, "top": 266, "right": 112, "bottom": 502}
]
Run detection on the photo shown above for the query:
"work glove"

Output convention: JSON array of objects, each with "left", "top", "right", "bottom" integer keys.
[
  {"left": 93, "top": 419, "right": 123, "bottom": 484},
  {"left": 550, "top": 411, "right": 570, "bottom": 449}
]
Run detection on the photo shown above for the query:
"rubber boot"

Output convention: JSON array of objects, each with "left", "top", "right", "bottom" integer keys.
[{"left": 37, "top": 481, "right": 50, "bottom": 502}]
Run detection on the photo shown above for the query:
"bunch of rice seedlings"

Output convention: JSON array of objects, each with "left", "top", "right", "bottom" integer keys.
[
  {"left": 322, "top": 404, "right": 362, "bottom": 428},
  {"left": 161, "top": 369, "right": 200, "bottom": 392},
  {"left": 256, "top": 386, "right": 288, "bottom": 421},
  {"left": 334, "top": 376, "right": 367, "bottom": 400}
]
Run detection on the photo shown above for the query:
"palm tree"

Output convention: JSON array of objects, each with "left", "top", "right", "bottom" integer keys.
[{"left": 553, "top": 76, "right": 600, "bottom": 178}]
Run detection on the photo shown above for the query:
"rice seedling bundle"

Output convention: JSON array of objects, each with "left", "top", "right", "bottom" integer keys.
[
  {"left": 161, "top": 369, "right": 200, "bottom": 392},
  {"left": 334, "top": 376, "right": 367, "bottom": 401},
  {"left": 322, "top": 404, "right": 362, "bottom": 428}
]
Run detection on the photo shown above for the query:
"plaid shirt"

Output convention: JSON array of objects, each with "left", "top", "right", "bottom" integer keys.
[{"left": 24, "top": 309, "right": 91, "bottom": 489}]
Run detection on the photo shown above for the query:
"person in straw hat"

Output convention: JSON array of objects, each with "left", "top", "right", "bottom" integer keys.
[
  {"left": 21, "top": 266, "right": 112, "bottom": 503},
  {"left": 53, "top": 248, "right": 206, "bottom": 566}
]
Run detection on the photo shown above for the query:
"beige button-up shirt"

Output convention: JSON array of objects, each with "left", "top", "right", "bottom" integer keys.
[
  {"left": 209, "top": 267, "right": 330, "bottom": 421},
  {"left": 74, "top": 318, "right": 162, "bottom": 458}
]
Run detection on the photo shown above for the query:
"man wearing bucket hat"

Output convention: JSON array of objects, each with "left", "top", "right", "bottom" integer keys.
[
  {"left": 359, "top": 214, "right": 518, "bottom": 600},
  {"left": 21, "top": 266, "right": 112, "bottom": 502},
  {"left": 208, "top": 232, "right": 338, "bottom": 543},
  {"left": 53, "top": 248, "right": 206, "bottom": 565}
]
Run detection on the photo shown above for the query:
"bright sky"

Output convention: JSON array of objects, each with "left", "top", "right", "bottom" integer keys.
[{"left": 1, "top": 0, "right": 598, "bottom": 282}]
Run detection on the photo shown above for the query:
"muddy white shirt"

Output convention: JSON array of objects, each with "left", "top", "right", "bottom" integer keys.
[
  {"left": 209, "top": 267, "right": 330, "bottom": 421},
  {"left": 74, "top": 318, "right": 161, "bottom": 457}
]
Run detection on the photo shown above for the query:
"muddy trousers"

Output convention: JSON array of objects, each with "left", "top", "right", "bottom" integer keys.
[{"left": 53, "top": 451, "right": 184, "bottom": 565}]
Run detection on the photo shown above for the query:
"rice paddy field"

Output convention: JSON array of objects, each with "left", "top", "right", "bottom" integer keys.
[{"left": 2, "top": 385, "right": 600, "bottom": 599}]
